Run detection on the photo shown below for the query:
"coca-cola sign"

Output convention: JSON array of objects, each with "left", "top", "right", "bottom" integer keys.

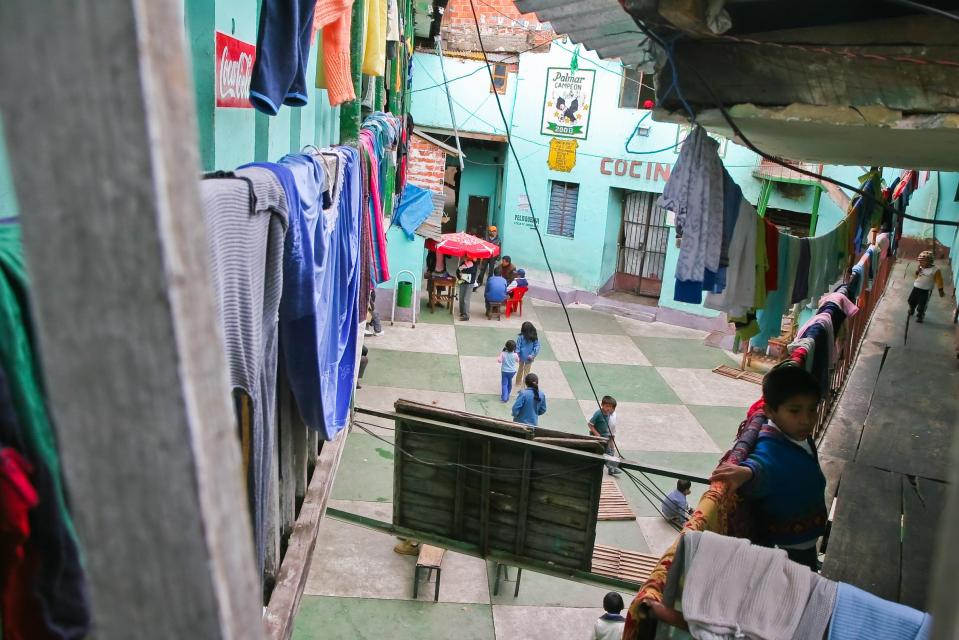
[{"left": 215, "top": 31, "right": 255, "bottom": 108}]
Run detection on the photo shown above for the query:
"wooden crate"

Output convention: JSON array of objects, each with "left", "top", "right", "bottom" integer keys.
[{"left": 392, "top": 400, "right": 607, "bottom": 571}]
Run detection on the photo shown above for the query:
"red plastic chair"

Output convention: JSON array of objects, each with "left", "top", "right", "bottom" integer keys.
[{"left": 505, "top": 287, "right": 528, "bottom": 318}]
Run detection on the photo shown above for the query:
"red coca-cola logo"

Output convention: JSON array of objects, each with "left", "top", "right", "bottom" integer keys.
[{"left": 215, "top": 32, "right": 256, "bottom": 108}]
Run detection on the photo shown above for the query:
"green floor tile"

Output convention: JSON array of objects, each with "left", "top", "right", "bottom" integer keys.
[
  {"left": 686, "top": 405, "right": 748, "bottom": 451},
  {"left": 631, "top": 337, "right": 738, "bottom": 369},
  {"left": 533, "top": 307, "right": 626, "bottom": 335},
  {"left": 560, "top": 362, "right": 680, "bottom": 404},
  {"left": 454, "top": 325, "right": 556, "bottom": 360},
  {"left": 464, "top": 394, "right": 587, "bottom": 435},
  {"left": 416, "top": 297, "right": 454, "bottom": 324},
  {"left": 330, "top": 433, "right": 394, "bottom": 503},
  {"left": 293, "top": 596, "right": 494, "bottom": 640},
  {"left": 595, "top": 520, "right": 651, "bottom": 554},
  {"left": 485, "top": 563, "right": 633, "bottom": 608},
  {"left": 362, "top": 350, "right": 463, "bottom": 392}
]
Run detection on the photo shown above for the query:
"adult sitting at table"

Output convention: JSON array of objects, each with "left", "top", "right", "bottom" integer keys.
[
  {"left": 485, "top": 267, "right": 509, "bottom": 319},
  {"left": 499, "top": 255, "right": 517, "bottom": 283},
  {"left": 507, "top": 268, "right": 529, "bottom": 297}
]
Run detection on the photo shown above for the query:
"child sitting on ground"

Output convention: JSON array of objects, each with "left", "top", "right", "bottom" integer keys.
[
  {"left": 660, "top": 479, "right": 693, "bottom": 526},
  {"left": 709, "top": 363, "right": 827, "bottom": 570},
  {"left": 589, "top": 592, "right": 626, "bottom": 640}
]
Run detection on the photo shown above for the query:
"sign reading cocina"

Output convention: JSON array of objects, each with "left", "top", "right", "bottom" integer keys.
[
  {"left": 599, "top": 158, "right": 672, "bottom": 182},
  {"left": 215, "top": 31, "right": 256, "bottom": 108},
  {"left": 541, "top": 68, "right": 595, "bottom": 140}
]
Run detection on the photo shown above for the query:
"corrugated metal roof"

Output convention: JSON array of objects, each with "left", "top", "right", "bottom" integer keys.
[
  {"left": 514, "top": 0, "right": 654, "bottom": 69},
  {"left": 415, "top": 191, "right": 446, "bottom": 241}
]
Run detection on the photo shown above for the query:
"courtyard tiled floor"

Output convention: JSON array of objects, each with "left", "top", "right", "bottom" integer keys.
[{"left": 294, "top": 293, "right": 758, "bottom": 639}]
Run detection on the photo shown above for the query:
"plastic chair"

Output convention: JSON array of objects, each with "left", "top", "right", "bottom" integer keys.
[{"left": 505, "top": 287, "right": 528, "bottom": 318}]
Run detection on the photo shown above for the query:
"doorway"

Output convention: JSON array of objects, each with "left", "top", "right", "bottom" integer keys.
[
  {"left": 466, "top": 195, "right": 490, "bottom": 237},
  {"left": 617, "top": 190, "right": 668, "bottom": 297}
]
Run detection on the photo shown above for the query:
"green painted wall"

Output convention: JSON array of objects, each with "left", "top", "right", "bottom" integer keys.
[{"left": 185, "top": 0, "right": 342, "bottom": 171}]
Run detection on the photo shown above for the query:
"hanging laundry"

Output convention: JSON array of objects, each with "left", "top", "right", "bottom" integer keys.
[
  {"left": 0, "top": 224, "right": 91, "bottom": 639},
  {"left": 386, "top": 0, "right": 401, "bottom": 41},
  {"left": 791, "top": 238, "right": 811, "bottom": 304},
  {"left": 314, "top": 0, "right": 357, "bottom": 106},
  {"left": 363, "top": 0, "right": 387, "bottom": 76},
  {"left": 250, "top": 0, "right": 318, "bottom": 115},
  {"left": 828, "top": 583, "right": 931, "bottom": 640},
  {"left": 681, "top": 531, "right": 812, "bottom": 640},
  {"left": 393, "top": 183, "right": 433, "bottom": 239},
  {"left": 312, "top": 147, "right": 363, "bottom": 440},
  {"left": 200, "top": 168, "right": 289, "bottom": 576},
  {"left": 0, "top": 446, "right": 41, "bottom": 640},
  {"left": 661, "top": 126, "right": 725, "bottom": 282},
  {"left": 704, "top": 200, "right": 757, "bottom": 316}
]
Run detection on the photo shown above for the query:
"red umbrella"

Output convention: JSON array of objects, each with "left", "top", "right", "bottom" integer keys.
[{"left": 426, "top": 232, "right": 501, "bottom": 260}]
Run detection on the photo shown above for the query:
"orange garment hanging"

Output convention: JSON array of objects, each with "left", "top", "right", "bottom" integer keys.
[{"left": 314, "top": 0, "right": 356, "bottom": 106}]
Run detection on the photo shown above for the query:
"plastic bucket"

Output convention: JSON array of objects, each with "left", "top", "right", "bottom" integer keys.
[{"left": 396, "top": 281, "right": 413, "bottom": 308}]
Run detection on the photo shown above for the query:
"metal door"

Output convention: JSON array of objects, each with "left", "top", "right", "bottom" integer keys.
[{"left": 617, "top": 191, "right": 669, "bottom": 297}]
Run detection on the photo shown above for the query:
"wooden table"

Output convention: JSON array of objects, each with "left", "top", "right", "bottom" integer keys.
[{"left": 426, "top": 274, "right": 456, "bottom": 314}]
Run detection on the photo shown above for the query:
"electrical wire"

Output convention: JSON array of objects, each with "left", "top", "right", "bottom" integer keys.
[{"left": 884, "top": 0, "right": 959, "bottom": 23}]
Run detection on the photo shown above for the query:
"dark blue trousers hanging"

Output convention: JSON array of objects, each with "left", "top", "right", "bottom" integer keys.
[{"left": 250, "top": 0, "right": 318, "bottom": 115}]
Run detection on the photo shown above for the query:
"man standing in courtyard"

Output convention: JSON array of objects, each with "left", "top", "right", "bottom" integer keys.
[{"left": 474, "top": 225, "right": 501, "bottom": 291}]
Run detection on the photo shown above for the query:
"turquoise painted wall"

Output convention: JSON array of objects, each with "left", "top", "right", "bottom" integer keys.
[
  {"left": 410, "top": 54, "right": 518, "bottom": 137},
  {"left": 600, "top": 189, "right": 623, "bottom": 287},
  {"left": 0, "top": 118, "right": 18, "bottom": 217},
  {"left": 457, "top": 145, "right": 501, "bottom": 232},
  {"left": 185, "top": 0, "right": 342, "bottom": 171},
  {"left": 379, "top": 225, "right": 426, "bottom": 291}
]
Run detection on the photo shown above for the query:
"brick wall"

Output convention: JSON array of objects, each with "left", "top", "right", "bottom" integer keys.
[
  {"left": 441, "top": 0, "right": 555, "bottom": 53},
  {"left": 407, "top": 135, "right": 447, "bottom": 194}
]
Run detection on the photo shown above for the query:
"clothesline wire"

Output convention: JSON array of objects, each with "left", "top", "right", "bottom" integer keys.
[
  {"left": 628, "top": 20, "right": 959, "bottom": 228},
  {"left": 621, "top": 468, "right": 686, "bottom": 532}
]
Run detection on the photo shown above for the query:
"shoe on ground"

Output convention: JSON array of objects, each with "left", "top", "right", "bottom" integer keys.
[
  {"left": 393, "top": 540, "right": 420, "bottom": 555},
  {"left": 356, "top": 383, "right": 363, "bottom": 389},
  {"left": 373, "top": 329, "right": 384, "bottom": 336},
  {"left": 917, "top": 316, "right": 924, "bottom": 323},
  {"left": 364, "top": 327, "right": 374, "bottom": 336},
  {"left": 473, "top": 284, "right": 480, "bottom": 292},
  {"left": 608, "top": 468, "right": 621, "bottom": 476}
]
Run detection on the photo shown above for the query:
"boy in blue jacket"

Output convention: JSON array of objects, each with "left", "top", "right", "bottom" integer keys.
[{"left": 710, "top": 362, "right": 827, "bottom": 569}]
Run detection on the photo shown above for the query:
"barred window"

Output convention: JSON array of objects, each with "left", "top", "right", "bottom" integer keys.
[{"left": 547, "top": 181, "right": 578, "bottom": 238}]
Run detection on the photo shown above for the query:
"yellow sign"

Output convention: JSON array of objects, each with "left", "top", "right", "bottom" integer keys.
[{"left": 547, "top": 138, "right": 578, "bottom": 172}]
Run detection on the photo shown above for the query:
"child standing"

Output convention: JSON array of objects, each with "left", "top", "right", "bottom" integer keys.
[
  {"left": 515, "top": 321, "right": 541, "bottom": 391},
  {"left": 587, "top": 396, "right": 620, "bottom": 476},
  {"left": 457, "top": 257, "right": 476, "bottom": 321},
  {"left": 497, "top": 340, "right": 519, "bottom": 402},
  {"left": 512, "top": 373, "right": 547, "bottom": 426},
  {"left": 589, "top": 592, "right": 626, "bottom": 640},
  {"left": 908, "top": 250, "right": 945, "bottom": 323},
  {"left": 710, "top": 363, "right": 827, "bottom": 570}
]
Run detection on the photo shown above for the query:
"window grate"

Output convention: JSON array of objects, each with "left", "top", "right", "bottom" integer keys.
[{"left": 547, "top": 181, "right": 578, "bottom": 238}]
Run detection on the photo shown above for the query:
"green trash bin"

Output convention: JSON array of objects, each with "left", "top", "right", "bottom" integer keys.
[{"left": 396, "top": 281, "right": 413, "bottom": 308}]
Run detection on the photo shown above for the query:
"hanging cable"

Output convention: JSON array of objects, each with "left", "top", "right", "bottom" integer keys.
[{"left": 884, "top": 0, "right": 959, "bottom": 22}]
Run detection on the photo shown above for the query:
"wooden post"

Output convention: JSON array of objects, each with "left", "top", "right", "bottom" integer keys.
[{"left": 0, "top": 2, "right": 262, "bottom": 638}]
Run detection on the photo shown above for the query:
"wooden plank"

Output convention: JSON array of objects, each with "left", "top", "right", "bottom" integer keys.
[
  {"left": 264, "top": 414, "right": 281, "bottom": 593},
  {"left": 416, "top": 544, "right": 446, "bottom": 568},
  {"left": 534, "top": 437, "right": 606, "bottom": 452},
  {"left": 264, "top": 431, "right": 349, "bottom": 640},
  {"left": 453, "top": 439, "right": 467, "bottom": 538},
  {"left": 817, "top": 340, "right": 886, "bottom": 462},
  {"left": 480, "top": 440, "right": 492, "bottom": 556},
  {"left": 515, "top": 450, "right": 533, "bottom": 555},
  {"left": 712, "top": 365, "right": 763, "bottom": 385},
  {"left": 591, "top": 545, "right": 659, "bottom": 584},
  {"left": 277, "top": 378, "right": 296, "bottom": 540},
  {"left": 901, "top": 475, "right": 947, "bottom": 610},
  {"left": 599, "top": 478, "right": 636, "bottom": 521},
  {"left": 583, "top": 466, "right": 604, "bottom": 570},
  {"left": 291, "top": 402, "right": 309, "bottom": 510},
  {"left": 857, "top": 347, "right": 959, "bottom": 482},
  {"left": 0, "top": 2, "right": 263, "bottom": 636},
  {"left": 821, "top": 462, "right": 902, "bottom": 600}
]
